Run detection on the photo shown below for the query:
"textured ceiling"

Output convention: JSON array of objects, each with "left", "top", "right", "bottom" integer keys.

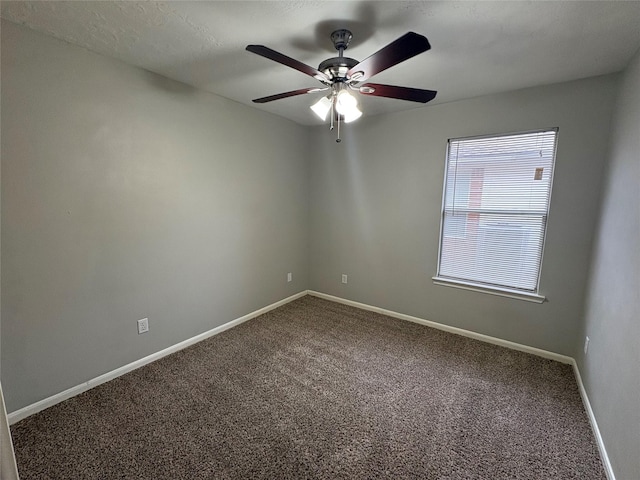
[{"left": 2, "top": 1, "right": 640, "bottom": 125}]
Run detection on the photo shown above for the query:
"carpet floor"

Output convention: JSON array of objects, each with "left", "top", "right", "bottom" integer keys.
[{"left": 11, "top": 295, "right": 605, "bottom": 479}]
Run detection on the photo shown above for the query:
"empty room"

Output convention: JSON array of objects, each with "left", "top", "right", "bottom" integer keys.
[{"left": 1, "top": 1, "right": 639, "bottom": 479}]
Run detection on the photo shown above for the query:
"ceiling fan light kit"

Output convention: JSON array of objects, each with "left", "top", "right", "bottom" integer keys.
[{"left": 247, "top": 29, "right": 437, "bottom": 143}]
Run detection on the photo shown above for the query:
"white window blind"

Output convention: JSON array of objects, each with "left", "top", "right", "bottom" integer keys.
[{"left": 436, "top": 129, "right": 558, "bottom": 295}]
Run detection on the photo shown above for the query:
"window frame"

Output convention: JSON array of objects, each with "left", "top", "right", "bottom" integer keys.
[{"left": 433, "top": 128, "right": 559, "bottom": 303}]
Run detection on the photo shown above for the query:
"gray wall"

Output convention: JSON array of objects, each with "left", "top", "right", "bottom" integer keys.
[
  {"left": 309, "top": 75, "right": 618, "bottom": 356},
  {"left": 1, "top": 383, "right": 19, "bottom": 480},
  {"left": 1, "top": 21, "right": 310, "bottom": 413},
  {"left": 578, "top": 48, "right": 640, "bottom": 479}
]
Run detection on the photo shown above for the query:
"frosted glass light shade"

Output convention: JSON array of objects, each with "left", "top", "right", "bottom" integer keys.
[
  {"left": 310, "top": 96, "right": 332, "bottom": 120},
  {"left": 335, "top": 90, "right": 357, "bottom": 115},
  {"left": 342, "top": 106, "right": 362, "bottom": 123},
  {"left": 335, "top": 90, "right": 362, "bottom": 123}
]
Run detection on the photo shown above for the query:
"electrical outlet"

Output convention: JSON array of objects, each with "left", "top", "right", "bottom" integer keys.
[
  {"left": 137, "top": 318, "right": 149, "bottom": 335},
  {"left": 342, "top": 274, "right": 348, "bottom": 284},
  {"left": 287, "top": 272, "right": 292, "bottom": 282},
  {"left": 584, "top": 336, "right": 590, "bottom": 355}
]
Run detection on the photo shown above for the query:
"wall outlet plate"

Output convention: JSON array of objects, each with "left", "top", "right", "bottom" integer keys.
[
  {"left": 584, "top": 336, "right": 590, "bottom": 354},
  {"left": 287, "top": 272, "right": 292, "bottom": 282},
  {"left": 342, "top": 274, "right": 348, "bottom": 284},
  {"left": 137, "top": 318, "right": 149, "bottom": 335}
]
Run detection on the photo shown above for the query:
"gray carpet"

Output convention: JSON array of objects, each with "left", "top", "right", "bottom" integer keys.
[{"left": 11, "top": 295, "right": 605, "bottom": 479}]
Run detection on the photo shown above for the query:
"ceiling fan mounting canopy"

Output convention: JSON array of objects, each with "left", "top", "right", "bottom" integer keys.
[{"left": 330, "top": 29, "right": 353, "bottom": 51}]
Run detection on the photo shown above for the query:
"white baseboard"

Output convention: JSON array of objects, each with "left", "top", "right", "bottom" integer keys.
[
  {"left": 308, "top": 290, "right": 573, "bottom": 364},
  {"left": 8, "top": 291, "right": 307, "bottom": 425},
  {"left": 571, "top": 361, "right": 616, "bottom": 480},
  {"left": 308, "top": 290, "right": 615, "bottom": 478}
]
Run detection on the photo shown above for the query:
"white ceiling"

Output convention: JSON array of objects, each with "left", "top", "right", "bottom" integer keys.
[{"left": 3, "top": 1, "right": 640, "bottom": 126}]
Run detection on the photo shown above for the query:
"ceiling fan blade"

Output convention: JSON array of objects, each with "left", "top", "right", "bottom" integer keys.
[
  {"left": 246, "top": 45, "right": 330, "bottom": 83},
  {"left": 359, "top": 83, "right": 437, "bottom": 103},
  {"left": 252, "top": 87, "right": 328, "bottom": 104},
  {"left": 347, "top": 32, "right": 431, "bottom": 83}
]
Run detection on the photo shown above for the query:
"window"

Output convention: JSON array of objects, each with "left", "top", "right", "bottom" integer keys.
[{"left": 434, "top": 129, "right": 558, "bottom": 302}]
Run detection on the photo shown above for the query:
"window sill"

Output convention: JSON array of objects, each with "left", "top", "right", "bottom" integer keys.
[{"left": 432, "top": 277, "right": 546, "bottom": 303}]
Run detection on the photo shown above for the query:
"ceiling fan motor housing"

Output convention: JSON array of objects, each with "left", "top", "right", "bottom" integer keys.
[{"left": 318, "top": 57, "right": 358, "bottom": 82}]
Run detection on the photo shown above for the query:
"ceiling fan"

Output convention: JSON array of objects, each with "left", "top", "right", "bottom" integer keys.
[{"left": 246, "top": 29, "right": 437, "bottom": 142}]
